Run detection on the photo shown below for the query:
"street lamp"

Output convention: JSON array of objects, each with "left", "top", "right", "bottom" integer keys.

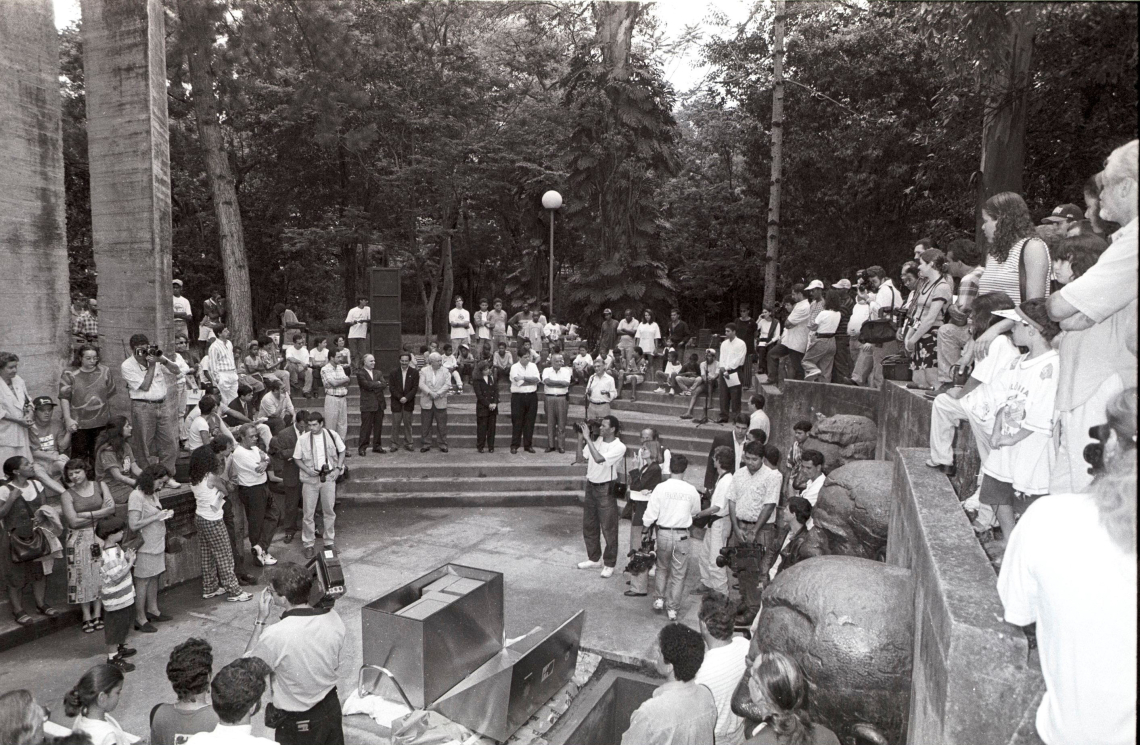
[{"left": 542, "top": 190, "right": 562, "bottom": 320}]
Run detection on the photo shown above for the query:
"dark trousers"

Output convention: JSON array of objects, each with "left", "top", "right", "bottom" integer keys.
[
  {"left": 272, "top": 687, "right": 344, "bottom": 745},
  {"left": 359, "top": 409, "right": 382, "bottom": 451},
  {"left": 391, "top": 408, "right": 413, "bottom": 449},
  {"left": 221, "top": 495, "right": 248, "bottom": 576},
  {"left": 735, "top": 523, "right": 778, "bottom": 616},
  {"left": 510, "top": 392, "right": 538, "bottom": 448},
  {"left": 766, "top": 344, "right": 804, "bottom": 384},
  {"left": 741, "top": 347, "right": 754, "bottom": 389},
  {"left": 832, "top": 334, "right": 853, "bottom": 383},
  {"left": 719, "top": 381, "right": 742, "bottom": 420},
  {"left": 281, "top": 482, "right": 302, "bottom": 533},
  {"left": 755, "top": 345, "right": 769, "bottom": 376},
  {"left": 477, "top": 412, "right": 497, "bottom": 450},
  {"left": 237, "top": 483, "right": 279, "bottom": 553},
  {"left": 420, "top": 406, "right": 448, "bottom": 447},
  {"left": 583, "top": 481, "right": 619, "bottom": 567},
  {"left": 71, "top": 426, "right": 106, "bottom": 463}
]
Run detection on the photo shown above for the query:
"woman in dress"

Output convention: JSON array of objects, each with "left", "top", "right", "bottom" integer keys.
[
  {"left": 127, "top": 464, "right": 174, "bottom": 633},
  {"left": 905, "top": 249, "right": 954, "bottom": 389},
  {"left": 0, "top": 351, "right": 34, "bottom": 465},
  {"left": 58, "top": 345, "right": 118, "bottom": 464},
  {"left": 1, "top": 456, "right": 65, "bottom": 626},
  {"left": 92, "top": 417, "right": 141, "bottom": 514},
  {"left": 635, "top": 310, "right": 662, "bottom": 376},
  {"left": 65, "top": 663, "right": 139, "bottom": 745},
  {"left": 60, "top": 458, "right": 115, "bottom": 633}
]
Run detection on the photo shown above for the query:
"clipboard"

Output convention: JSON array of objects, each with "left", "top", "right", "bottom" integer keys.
[{"left": 726, "top": 372, "right": 741, "bottom": 387}]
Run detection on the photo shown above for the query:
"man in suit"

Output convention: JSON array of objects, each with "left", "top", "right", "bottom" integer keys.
[
  {"left": 356, "top": 354, "right": 387, "bottom": 456},
  {"left": 269, "top": 409, "right": 308, "bottom": 544},
  {"left": 703, "top": 414, "right": 751, "bottom": 493},
  {"left": 388, "top": 351, "right": 419, "bottom": 452},
  {"left": 473, "top": 360, "right": 499, "bottom": 453},
  {"left": 418, "top": 352, "right": 451, "bottom": 452}
]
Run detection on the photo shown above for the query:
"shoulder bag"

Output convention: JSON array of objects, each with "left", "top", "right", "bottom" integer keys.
[
  {"left": 609, "top": 452, "right": 629, "bottom": 501},
  {"left": 858, "top": 285, "right": 899, "bottom": 344},
  {"left": 7, "top": 486, "right": 50, "bottom": 564}
]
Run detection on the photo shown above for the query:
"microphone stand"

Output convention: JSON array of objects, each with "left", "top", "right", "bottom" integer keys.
[{"left": 693, "top": 366, "right": 711, "bottom": 427}]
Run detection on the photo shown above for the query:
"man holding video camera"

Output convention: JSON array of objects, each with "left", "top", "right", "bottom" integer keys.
[
  {"left": 120, "top": 333, "right": 182, "bottom": 482},
  {"left": 575, "top": 415, "right": 627, "bottom": 578},
  {"left": 292, "top": 412, "right": 345, "bottom": 560}
]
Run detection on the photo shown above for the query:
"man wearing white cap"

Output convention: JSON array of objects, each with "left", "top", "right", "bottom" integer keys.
[
  {"left": 830, "top": 279, "right": 856, "bottom": 383},
  {"left": 172, "top": 279, "right": 193, "bottom": 341}
]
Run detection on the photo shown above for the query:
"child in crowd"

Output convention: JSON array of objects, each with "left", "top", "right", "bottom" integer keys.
[
  {"left": 95, "top": 516, "right": 138, "bottom": 673},
  {"left": 615, "top": 348, "right": 648, "bottom": 402},
  {"left": 414, "top": 345, "right": 429, "bottom": 370},
  {"left": 456, "top": 345, "right": 476, "bottom": 384},
  {"left": 492, "top": 342, "right": 514, "bottom": 384},
  {"left": 786, "top": 420, "right": 812, "bottom": 499},
  {"left": 66, "top": 663, "right": 139, "bottom": 745},
  {"left": 980, "top": 300, "right": 1062, "bottom": 548},
  {"left": 441, "top": 344, "right": 463, "bottom": 392},
  {"left": 654, "top": 350, "right": 682, "bottom": 394},
  {"left": 29, "top": 396, "right": 70, "bottom": 479},
  {"left": 149, "top": 638, "right": 219, "bottom": 745}
]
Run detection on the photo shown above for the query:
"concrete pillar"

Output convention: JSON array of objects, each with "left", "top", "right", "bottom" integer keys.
[
  {"left": 81, "top": 0, "right": 174, "bottom": 375},
  {"left": 0, "top": 0, "right": 70, "bottom": 397}
]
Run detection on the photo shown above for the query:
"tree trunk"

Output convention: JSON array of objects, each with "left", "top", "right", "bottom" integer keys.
[
  {"left": 180, "top": 0, "right": 253, "bottom": 345},
  {"left": 596, "top": 1, "right": 640, "bottom": 82},
  {"left": 764, "top": 0, "right": 786, "bottom": 311},
  {"left": 975, "top": 4, "right": 1037, "bottom": 243},
  {"left": 438, "top": 234, "right": 454, "bottom": 342}
]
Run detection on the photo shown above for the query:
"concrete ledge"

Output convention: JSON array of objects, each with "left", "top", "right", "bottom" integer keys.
[{"left": 887, "top": 449, "right": 1044, "bottom": 745}]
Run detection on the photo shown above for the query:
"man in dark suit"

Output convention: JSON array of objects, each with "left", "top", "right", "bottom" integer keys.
[
  {"left": 703, "top": 414, "right": 751, "bottom": 493},
  {"left": 472, "top": 361, "right": 499, "bottom": 452},
  {"left": 269, "top": 409, "right": 308, "bottom": 544},
  {"left": 357, "top": 354, "right": 387, "bottom": 456},
  {"left": 388, "top": 351, "right": 419, "bottom": 452}
]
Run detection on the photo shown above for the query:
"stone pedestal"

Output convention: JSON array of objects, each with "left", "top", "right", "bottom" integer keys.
[
  {"left": 0, "top": 0, "right": 70, "bottom": 396},
  {"left": 81, "top": 0, "right": 174, "bottom": 378}
]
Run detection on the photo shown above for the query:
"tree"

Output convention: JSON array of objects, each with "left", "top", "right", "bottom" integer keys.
[{"left": 764, "top": 0, "right": 786, "bottom": 310}]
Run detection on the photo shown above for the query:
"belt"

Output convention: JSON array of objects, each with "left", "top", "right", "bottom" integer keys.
[
  {"left": 738, "top": 519, "right": 757, "bottom": 525},
  {"left": 327, "top": 392, "right": 347, "bottom": 398},
  {"left": 816, "top": 333, "right": 836, "bottom": 339},
  {"left": 657, "top": 526, "right": 690, "bottom": 531},
  {"left": 545, "top": 392, "right": 568, "bottom": 397},
  {"left": 588, "top": 400, "right": 609, "bottom": 406},
  {"left": 131, "top": 398, "right": 165, "bottom": 404}
]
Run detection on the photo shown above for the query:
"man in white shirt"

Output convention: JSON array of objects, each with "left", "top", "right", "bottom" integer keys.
[
  {"left": 472, "top": 298, "right": 493, "bottom": 357},
  {"left": 320, "top": 351, "right": 352, "bottom": 448},
  {"left": 747, "top": 394, "right": 770, "bottom": 442},
  {"left": 417, "top": 353, "right": 451, "bottom": 453},
  {"left": 798, "top": 449, "right": 826, "bottom": 505},
  {"left": 230, "top": 424, "right": 278, "bottom": 568},
  {"left": 729, "top": 441, "right": 781, "bottom": 616},
  {"left": 185, "top": 659, "right": 276, "bottom": 745},
  {"left": 754, "top": 307, "right": 782, "bottom": 386},
  {"left": 209, "top": 325, "right": 240, "bottom": 406},
  {"left": 343, "top": 297, "right": 370, "bottom": 371},
  {"left": 542, "top": 353, "right": 572, "bottom": 453},
  {"left": 509, "top": 350, "right": 542, "bottom": 453},
  {"left": 172, "top": 279, "right": 193, "bottom": 341},
  {"left": 866, "top": 266, "right": 903, "bottom": 389},
  {"left": 245, "top": 562, "right": 346, "bottom": 745},
  {"left": 717, "top": 323, "right": 748, "bottom": 424},
  {"left": 448, "top": 296, "right": 472, "bottom": 349},
  {"left": 643, "top": 455, "right": 701, "bottom": 620},
  {"left": 766, "top": 285, "right": 810, "bottom": 386},
  {"left": 694, "top": 594, "right": 750, "bottom": 745},
  {"left": 292, "top": 413, "right": 345, "bottom": 558},
  {"left": 121, "top": 333, "right": 182, "bottom": 482},
  {"left": 575, "top": 415, "right": 627, "bottom": 577},
  {"left": 283, "top": 334, "right": 312, "bottom": 397}
]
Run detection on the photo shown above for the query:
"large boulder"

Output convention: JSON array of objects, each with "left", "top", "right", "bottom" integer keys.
[
  {"left": 756, "top": 556, "right": 914, "bottom": 745},
  {"left": 813, "top": 460, "right": 894, "bottom": 561},
  {"left": 803, "top": 438, "right": 844, "bottom": 474},
  {"left": 812, "top": 414, "right": 877, "bottom": 448}
]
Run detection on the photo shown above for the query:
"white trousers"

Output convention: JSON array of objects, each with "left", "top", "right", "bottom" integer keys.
[
  {"left": 1050, "top": 373, "right": 1125, "bottom": 494},
  {"left": 928, "top": 393, "right": 992, "bottom": 467}
]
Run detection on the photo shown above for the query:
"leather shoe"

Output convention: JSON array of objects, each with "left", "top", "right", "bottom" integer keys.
[
  {"left": 545, "top": 447, "right": 556, "bottom": 453},
  {"left": 372, "top": 448, "right": 384, "bottom": 455},
  {"left": 477, "top": 447, "right": 484, "bottom": 453},
  {"left": 524, "top": 447, "right": 536, "bottom": 453},
  {"left": 403, "top": 445, "right": 414, "bottom": 452},
  {"left": 488, "top": 447, "right": 495, "bottom": 453},
  {"left": 420, "top": 446, "right": 431, "bottom": 453},
  {"left": 440, "top": 446, "right": 449, "bottom": 453},
  {"left": 238, "top": 575, "right": 257, "bottom": 586},
  {"left": 358, "top": 447, "right": 367, "bottom": 457},
  {"left": 511, "top": 447, "right": 518, "bottom": 454},
  {"left": 623, "top": 590, "right": 647, "bottom": 597},
  {"left": 134, "top": 622, "right": 157, "bottom": 633}
]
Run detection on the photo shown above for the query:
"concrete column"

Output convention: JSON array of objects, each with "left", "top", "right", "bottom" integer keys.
[
  {"left": 82, "top": 0, "right": 174, "bottom": 375},
  {"left": 0, "top": 0, "right": 70, "bottom": 397}
]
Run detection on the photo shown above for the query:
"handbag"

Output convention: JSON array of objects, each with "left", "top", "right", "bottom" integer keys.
[
  {"left": 609, "top": 455, "right": 629, "bottom": 500},
  {"left": 858, "top": 285, "right": 899, "bottom": 344},
  {"left": 7, "top": 494, "right": 50, "bottom": 564}
]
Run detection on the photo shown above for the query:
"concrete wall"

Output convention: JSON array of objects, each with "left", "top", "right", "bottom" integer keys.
[
  {"left": 81, "top": 0, "right": 175, "bottom": 378},
  {"left": 0, "top": 0, "right": 70, "bottom": 397},
  {"left": 887, "top": 449, "right": 1044, "bottom": 745}
]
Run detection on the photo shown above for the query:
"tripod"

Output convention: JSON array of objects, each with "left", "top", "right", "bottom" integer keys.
[{"left": 693, "top": 368, "right": 712, "bottom": 426}]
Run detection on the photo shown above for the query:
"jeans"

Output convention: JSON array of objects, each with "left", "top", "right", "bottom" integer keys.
[
  {"left": 130, "top": 399, "right": 178, "bottom": 474},
  {"left": 833, "top": 334, "right": 853, "bottom": 382},
  {"left": 545, "top": 395, "right": 568, "bottom": 450},
  {"left": 348, "top": 337, "right": 368, "bottom": 369},
  {"left": 359, "top": 409, "right": 382, "bottom": 451},
  {"left": 420, "top": 406, "right": 448, "bottom": 448},
  {"left": 511, "top": 392, "right": 538, "bottom": 448},
  {"left": 653, "top": 528, "right": 691, "bottom": 613},
  {"left": 391, "top": 408, "right": 414, "bottom": 448},
  {"left": 477, "top": 412, "right": 497, "bottom": 450},
  {"left": 324, "top": 395, "right": 348, "bottom": 441},
  {"left": 936, "top": 323, "right": 970, "bottom": 384},
  {"left": 719, "top": 382, "right": 742, "bottom": 420},
  {"left": 238, "top": 483, "right": 279, "bottom": 553},
  {"left": 582, "top": 481, "right": 619, "bottom": 567},
  {"left": 301, "top": 478, "right": 337, "bottom": 547}
]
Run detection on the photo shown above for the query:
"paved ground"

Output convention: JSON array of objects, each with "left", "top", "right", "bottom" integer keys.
[{"left": 0, "top": 503, "right": 702, "bottom": 741}]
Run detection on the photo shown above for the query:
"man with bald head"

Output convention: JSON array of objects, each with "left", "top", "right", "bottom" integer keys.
[
  {"left": 542, "top": 353, "right": 572, "bottom": 453},
  {"left": 418, "top": 352, "right": 451, "bottom": 452},
  {"left": 356, "top": 354, "right": 387, "bottom": 456}
]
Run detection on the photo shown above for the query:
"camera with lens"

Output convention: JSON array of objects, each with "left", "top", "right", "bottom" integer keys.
[
  {"left": 581, "top": 419, "right": 602, "bottom": 439},
  {"left": 715, "top": 543, "right": 765, "bottom": 572},
  {"left": 138, "top": 344, "right": 163, "bottom": 358},
  {"left": 317, "top": 464, "right": 332, "bottom": 483},
  {"left": 1083, "top": 423, "right": 1110, "bottom": 476}
]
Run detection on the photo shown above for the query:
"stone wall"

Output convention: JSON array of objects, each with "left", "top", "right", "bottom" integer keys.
[
  {"left": 887, "top": 449, "right": 1044, "bottom": 745},
  {"left": 0, "top": 0, "right": 70, "bottom": 397},
  {"left": 762, "top": 380, "right": 880, "bottom": 460}
]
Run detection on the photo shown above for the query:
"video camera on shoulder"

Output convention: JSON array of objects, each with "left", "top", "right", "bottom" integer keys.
[{"left": 307, "top": 545, "right": 345, "bottom": 609}]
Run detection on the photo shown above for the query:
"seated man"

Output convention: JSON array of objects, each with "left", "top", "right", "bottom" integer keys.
[
  {"left": 621, "top": 623, "right": 718, "bottom": 745},
  {"left": 185, "top": 657, "right": 275, "bottom": 744},
  {"left": 672, "top": 352, "right": 702, "bottom": 394},
  {"left": 614, "top": 347, "right": 648, "bottom": 402},
  {"left": 654, "top": 349, "right": 683, "bottom": 394},
  {"left": 29, "top": 396, "right": 70, "bottom": 479},
  {"left": 492, "top": 342, "right": 514, "bottom": 384}
]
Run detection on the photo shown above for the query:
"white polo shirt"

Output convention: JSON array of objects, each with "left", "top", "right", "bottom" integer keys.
[
  {"left": 249, "top": 606, "right": 345, "bottom": 712},
  {"left": 509, "top": 361, "right": 540, "bottom": 394},
  {"left": 583, "top": 437, "right": 627, "bottom": 484},
  {"left": 229, "top": 444, "right": 268, "bottom": 487},
  {"left": 542, "top": 366, "right": 572, "bottom": 396}
]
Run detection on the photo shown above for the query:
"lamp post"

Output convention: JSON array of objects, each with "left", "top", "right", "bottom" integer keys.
[{"left": 542, "top": 190, "right": 562, "bottom": 320}]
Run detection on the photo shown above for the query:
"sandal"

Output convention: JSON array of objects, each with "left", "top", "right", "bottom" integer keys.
[
  {"left": 13, "top": 612, "right": 34, "bottom": 626},
  {"left": 82, "top": 620, "right": 96, "bottom": 633},
  {"left": 36, "top": 605, "right": 60, "bottom": 618},
  {"left": 93, "top": 617, "right": 104, "bottom": 630}
]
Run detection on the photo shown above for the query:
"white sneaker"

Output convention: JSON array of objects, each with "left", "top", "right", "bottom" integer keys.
[
  {"left": 202, "top": 588, "right": 227, "bottom": 599},
  {"left": 227, "top": 591, "right": 254, "bottom": 602},
  {"left": 648, "top": 566, "right": 656, "bottom": 577},
  {"left": 653, "top": 599, "right": 664, "bottom": 611},
  {"left": 260, "top": 551, "right": 278, "bottom": 566},
  {"left": 654, "top": 388, "right": 667, "bottom": 394},
  {"left": 165, "top": 479, "right": 182, "bottom": 489},
  {"left": 668, "top": 391, "right": 676, "bottom": 396},
  {"left": 600, "top": 566, "right": 614, "bottom": 578},
  {"left": 667, "top": 610, "right": 677, "bottom": 621},
  {"left": 577, "top": 559, "right": 604, "bottom": 570}
]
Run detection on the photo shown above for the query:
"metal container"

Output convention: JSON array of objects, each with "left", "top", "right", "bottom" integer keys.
[
  {"left": 361, "top": 564, "right": 504, "bottom": 708},
  {"left": 431, "top": 610, "right": 586, "bottom": 742}
]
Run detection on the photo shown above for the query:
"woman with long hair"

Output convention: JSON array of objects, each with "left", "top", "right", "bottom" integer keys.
[
  {"left": 635, "top": 309, "right": 662, "bottom": 376},
  {"left": 998, "top": 388, "right": 1137, "bottom": 745},
  {"left": 64, "top": 663, "right": 137, "bottom": 745},
  {"left": 0, "top": 689, "right": 82, "bottom": 745},
  {"left": 695, "top": 446, "right": 735, "bottom": 597},
  {"left": 127, "top": 464, "right": 174, "bottom": 632},
  {"left": 92, "top": 416, "right": 140, "bottom": 510},
  {"left": 58, "top": 345, "right": 118, "bottom": 463},
  {"left": 188, "top": 446, "right": 251, "bottom": 603},
  {"left": 905, "top": 249, "right": 954, "bottom": 389},
  {"left": 1, "top": 455, "right": 65, "bottom": 626},
  {"left": 743, "top": 650, "right": 839, "bottom": 744},
  {"left": 60, "top": 458, "right": 115, "bottom": 632}
]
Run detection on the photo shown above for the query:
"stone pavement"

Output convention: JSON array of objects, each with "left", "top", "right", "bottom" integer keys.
[{"left": 0, "top": 503, "right": 702, "bottom": 741}]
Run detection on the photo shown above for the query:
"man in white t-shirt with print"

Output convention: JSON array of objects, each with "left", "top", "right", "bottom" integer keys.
[
  {"left": 344, "top": 297, "right": 370, "bottom": 371},
  {"left": 172, "top": 279, "right": 193, "bottom": 342},
  {"left": 448, "top": 296, "right": 472, "bottom": 349}
]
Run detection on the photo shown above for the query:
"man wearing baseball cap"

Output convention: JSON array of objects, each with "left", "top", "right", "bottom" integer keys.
[
  {"left": 1040, "top": 203, "right": 1084, "bottom": 231},
  {"left": 596, "top": 308, "right": 619, "bottom": 359},
  {"left": 172, "top": 279, "right": 193, "bottom": 341},
  {"left": 29, "top": 396, "right": 70, "bottom": 479}
]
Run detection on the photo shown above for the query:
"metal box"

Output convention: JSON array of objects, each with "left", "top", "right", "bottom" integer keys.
[{"left": 361, "top": 564, "right": 504, "bottom": 708}]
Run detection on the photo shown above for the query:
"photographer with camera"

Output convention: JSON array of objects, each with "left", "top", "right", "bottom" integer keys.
[
  {"left": 120, "top": 334, "right": 182, "bottom": 483},
  {"left": 727, "top": 441, "right": 781, "bottom": 619},
  {"left": 575, "top": 415, "right": 627, "bottom": 578},
  {"left": 244, "top": 562, "right": 346, "bottom": 745},
  {"left": 292, "top": 413, "right": 344, "bottom": 560}
]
